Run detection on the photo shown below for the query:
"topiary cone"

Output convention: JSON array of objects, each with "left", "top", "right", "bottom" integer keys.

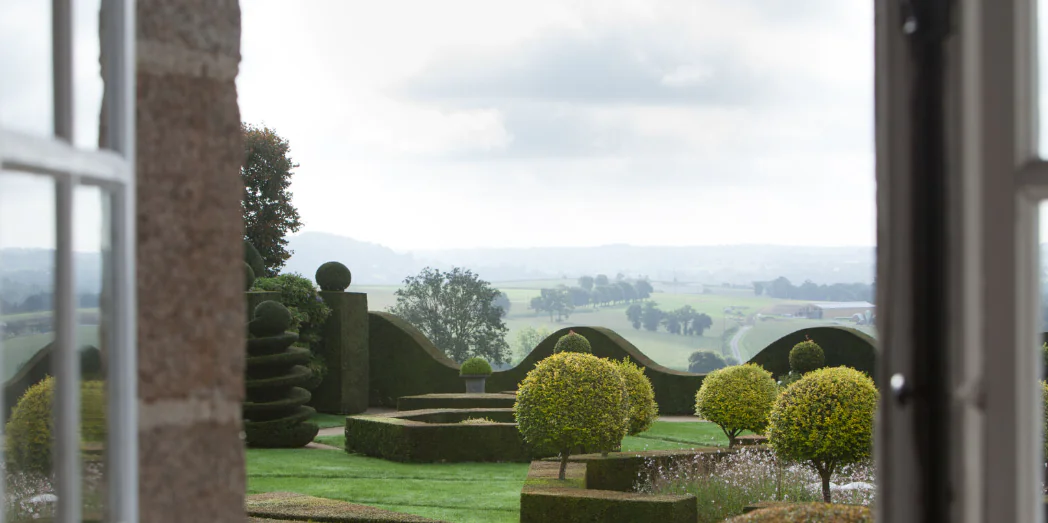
[{"left": 243, "top": 300, "right": 319, "bottom": 448}]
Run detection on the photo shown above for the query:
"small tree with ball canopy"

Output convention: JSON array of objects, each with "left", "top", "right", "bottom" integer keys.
[
  {"left": 514, "top": 352, "right": 628, "bottom": 479},
  {"left": 789, "top": 336, "right": 825, "bottom": 375},
  {"left": 553, "top": 330, "right": 591, "bottom": 354},
  {"left": 768, "top": 366, "right": 879, "bottom": 502},
  {"left": 694, "top": 363, "right": 777, "bottom": 448},
  {"left": 613, "top": 357, "right": 658, "bottom": 436}
]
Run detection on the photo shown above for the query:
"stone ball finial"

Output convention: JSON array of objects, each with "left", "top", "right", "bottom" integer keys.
[
  {"left": 249, "top": 300, "right": 293, "bottom": 337},
  {"left": 315, "top": 261, "right": 352, "bottom": 291}
]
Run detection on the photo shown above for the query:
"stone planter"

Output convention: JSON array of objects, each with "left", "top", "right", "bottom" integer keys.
[{"left": 462, "top": 374, "right": 488, "bottom": 393}]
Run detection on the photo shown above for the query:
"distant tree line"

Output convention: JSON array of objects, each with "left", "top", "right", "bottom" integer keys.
[
  {"left": 528, "top": 274, "right": 654, "bottom": 322},
  {"left": 1, "top": 292, "right": 100, "bottom": 315},
  {"left": 752, "top": 276, "right": 875, "bottom": 303},
  {"left": 625, "top": 302, "right": 713, "bottom": 336}
]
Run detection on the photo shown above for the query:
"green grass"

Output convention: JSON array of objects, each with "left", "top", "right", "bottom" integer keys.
[
  {"left": 308, "top": 413, "right": 347, "bottom": 429},
  {"left": 250, "top": 421, "right": 732, "bottom": 522}
]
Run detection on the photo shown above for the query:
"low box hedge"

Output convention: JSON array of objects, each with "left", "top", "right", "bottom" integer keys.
[
  {"left": 247, "top": 492, "right": 447, "bottom": 522},
  {"left": 520, "top": 460, "right": 697, "bottom": 523},
  {"left": 344, "top": 408, "right": 549, "bottom": 462},
  {"left": 396, "top": 393, "right": 516, "bottom": 411},
  {"left": 556, "top": 448, "right": 728, "bottom": 492}
]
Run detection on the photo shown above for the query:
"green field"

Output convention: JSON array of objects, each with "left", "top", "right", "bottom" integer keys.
[{"left": 353, "top": 284, "right": 868, "bottom": 371}]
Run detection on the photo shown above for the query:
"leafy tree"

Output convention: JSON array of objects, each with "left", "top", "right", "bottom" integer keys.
[
  {"left": 595, "top": 274, "right": 610, "bottom": 286},
  {"left": 618, "top": 281, "right": 636, "bottom": 302},
  {"left": 695, "top": 363, "right": 778, "bottom": 448},
  {"left": 688, "top": 350, "right": 727, "bottom": 373},
  {"left": 241, "top": 123, "right": 303, "bottom": 276},
  {"left": 633, "top": 279, "right": 654, "bottom": 300},
  {"left": 753, "top": 282, "right": 764, "bottom": 296},
  {"left": 608, "top": 284, "right": 624, "bottom": 304},
  {"left": 768, "top": 367, "right": 878, "bottom": 502},
  {"left": 592, "top": 285, "right": 610, "bottom": 306},
  {"left": 689, "top": 313, "right": 713, "bottom": 336},
  {"left": 614, "top": 358, "right": 658, "bottom": 436},
  {"left": 492, "top": 292, "right": 511, "bottom": 317},
  {"left": 641, "top": 302, "right": 663, "bottom": 331},
  {"left": 530, "top": 288, "right": 573, "bottom": 322},
  {"left": 389, "top": 267, "right": 510, "bottom": 364},
  {"left": 578, "top": 275, "right": 595, "bottom": 291},
  {"left": 567, "top": 286, "right": 591, "bottom": 308},
  {"left": 514, "top": 352, "right": 628, "bottom": 479},
  {"left": 625, "top": 303, "right": 643, "bottom": 329},
  {"left": 513, "top": 325, "right": 552, "bottom": 363}
]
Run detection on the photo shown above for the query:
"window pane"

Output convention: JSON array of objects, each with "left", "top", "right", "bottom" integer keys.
[{"left": 1, "top": 172, "right": 58, "bottom": 521}]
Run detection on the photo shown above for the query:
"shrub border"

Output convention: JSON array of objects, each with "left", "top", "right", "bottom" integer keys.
[{"left": 246, "top": 492, "right": 448, "bottom": 522}]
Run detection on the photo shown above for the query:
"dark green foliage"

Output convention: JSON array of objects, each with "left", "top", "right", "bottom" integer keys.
[
  {"left": 578, "top": 449, "right": 727, "bottom": 492},
  {"left": 315, "top": 261, "right": 352, "bottom": 291},
  {"left": 553, "top": 331, "right": 592, "bottom": 354},
  {"left": 396, "top": 393, "right": 516, "bottom": 411},
  {"left": 242, "top": 124, "right": 303, "bottom": 276},
  {"left": 492, "top": 292, "right": 511, "bottom": 317},
  {"left": 244, "top": 301, "right": 318, "bottom": 448},
  {"left": 389, "top": 267, "right": 510, "bottom": 364},
  {"left": 531, "top": 287, "right": 575, "bottom": 321},
  {"left": 5, "top": 377, "right": 106, "bottom": 474},
  {"left": 343, "top": 409, "right": 549, "bottom": 462},
  {"left": 748, "top": 327, "right": 877, "bottom": 383},
  {"left": 244, "top": 240, "right": 266, "bottom": 280},
  {"left": 245, "top": 261, "right": 256, "bottom": 291},
  {"left": 251, "top": 273, "right": 332, "bottom": 388},
  {"left": 459, "top": 357, "right": 492, "bottom": 376},
  {"left": 3, "top": 343, "right": 102, "bottom": 421},
  {"left": 688, "top": 350, "right": 727, "bottom": 373},
  {"left": 250, "top": 300, "right": 294, "bottom": 337},
  {"left": 246, "top": 492, "right": 448, "bottom": 523},
  {"left": 788, "top": 337, "right": 825, "bottom": 374}
]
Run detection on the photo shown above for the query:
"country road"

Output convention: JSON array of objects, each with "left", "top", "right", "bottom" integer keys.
[{"left": 729, "top": 325, "right": 752, "bottom": 363}]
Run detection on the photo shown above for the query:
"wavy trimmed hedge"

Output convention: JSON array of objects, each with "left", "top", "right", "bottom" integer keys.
[
  {"left": 2, "top": 341, "right": 102, "bottom": 422},
  {"left": 344, "top": 408, "right": 550, "bottom": 462},
  {"left": 746, "top": 327, "right": 877, "bottom": 381},
  {"left": 368, "top": 314, "right": 705, "bottom": 414}
]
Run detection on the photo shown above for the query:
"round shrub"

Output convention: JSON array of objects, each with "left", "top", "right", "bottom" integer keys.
[
  {"left": 251, "top": 273, "right": 332, "bottom": 354},
  {"left": 726, "top": 503, "right": 872, "bottom": 522},
  {"left": 250, "top": 300, "right": 294, "bottom": 337},
  {"left": 613, "top": 357, "right": 658, "bottom": 436},
  {"left": 789, "top": 337, "right": 825, "bottom": 375},
  {"left": 768, "top": 366, "right": 878, "bottom": 503},
  {"left": 5, "top": 376, "right": 106, "bottom": 474},
  {"left": 244, "top": 240, "right": 266, "bottom": 278},
  {"left": 315, "top": 261, "right": 352, "bottom": 291},
  {"left": 553, "top": 330, "right": 592, "bottom": 354},
  {"left": 244, "top": 261, "right": 256, "bottom": 291},
  {"left": 694, "top": 363, "right": 777, "bottom": 448},
  {"left": 460, "top": 357, "right": 493, "bottom": 376},
  {"left": 514, "top": 352, "right": 629, "bottom": 479}
]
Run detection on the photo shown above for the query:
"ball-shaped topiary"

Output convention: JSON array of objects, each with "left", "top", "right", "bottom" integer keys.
[
  {"left": 244, "top": 240, "right": 266, "bottom": 279},
  {"left": 244, "top": 261, "right": 256, "bottom": 291},
  {"left": 4, "top": 376, "right": 106, "bottom": 475},
  {"left": 315, "top": 261, "right": 352, "bottom": 291},
  {"left": 514, "top": 352, "right": 629, "bottom": 479},
  {"left": 789, "top": 337, "right": 825, "bottom": 375},
  {"left": 460, "top": 357, "right": 493, "bottom": 376},
  {"left": 768, "top": 366, "right": 878, "bottom": 503},
  {"left": 249, "top": 300, "right": 294, "bottom": 337},
  {"left": 613, "top": 358, "right": 659, "bottom": 436},
  {"left": 553, "top": 330, "right": 592, "bottom": 354},
  {"left": 694, "top": 363, "right": 777, "bottom": 448}
]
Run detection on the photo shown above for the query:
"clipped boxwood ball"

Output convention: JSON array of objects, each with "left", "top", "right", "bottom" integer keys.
[
  {"left": 5, "top": 376, "right": 106, "bottom": 474},
  {"left": 695, "top": 363, "right": 777, "bottom": 448},
  {"left": 614, "top": 358, "right": 659, "bottom": 436},
  {"left": 244, "top": 261, "right": 256, "bottom": 291},
  {"left": 244, "top": 240, "right": 266, "bottom": 279},
  {"left": 251, "top": 300, "right": 293, "bottom": 337},
  {"left": 460, "top": 357, "right": 492, "bottom": 376},
  {"left": 315, "top": 261, "right": 352, "bottom": 291},
  {"left": 789, "top": 337, "right": 825, "bottom": 375},
  {"left": 553, "top": 330, "right": 592, "bottom": 354}
]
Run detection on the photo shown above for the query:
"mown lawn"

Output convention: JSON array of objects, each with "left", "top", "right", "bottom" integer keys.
[{"left": 249, "top": 421, "right": 731, "bottom": 523}]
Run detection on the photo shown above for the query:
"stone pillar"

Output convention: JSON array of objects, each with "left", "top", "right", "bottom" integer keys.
[
  {"left": 311, "top": 292, "right": 369, "bottom": 414},
  {"left": 129, "top": 0, "right": 246, "bottom": 521}
]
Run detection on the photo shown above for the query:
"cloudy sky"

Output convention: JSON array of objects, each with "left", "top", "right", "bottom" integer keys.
[{"left": 4, "top": 1, "right": 1045, "bottom": 252}]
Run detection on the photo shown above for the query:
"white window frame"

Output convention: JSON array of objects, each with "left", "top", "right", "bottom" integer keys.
[
  {"left": 0, "top": 1, "right": 137, "bottom": 522},
  {"left": 877, "top": 0, "right": 1045, "bottom": 521}
]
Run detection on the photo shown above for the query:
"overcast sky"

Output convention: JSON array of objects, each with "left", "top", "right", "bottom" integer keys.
[{"left": 4, "top": 1, "right": 1048, "bottom": 252}]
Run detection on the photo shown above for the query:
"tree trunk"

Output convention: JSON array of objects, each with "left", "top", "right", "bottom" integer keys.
[
  {"left": 559, "top": 451, "right": 569, "bottom": 480},
  {"left": 820, "top": 470, "right": 832, "bottom": 502}
]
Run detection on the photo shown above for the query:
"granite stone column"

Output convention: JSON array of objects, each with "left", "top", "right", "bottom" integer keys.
[{"left": 111, "top": 0, "right": 247, "bottom": 520}]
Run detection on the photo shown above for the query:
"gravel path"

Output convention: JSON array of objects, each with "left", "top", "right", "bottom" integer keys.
[{"left": 729, "top": 325, "right": 752, "bottom": 362}]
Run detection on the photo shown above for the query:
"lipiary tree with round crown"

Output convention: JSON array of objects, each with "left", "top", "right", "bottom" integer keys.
[
  {"left": 315, "top": 261, "right": 352, "bottom": 291},
  {"left": 789, "top": 336, "right": 825, "bottom": 375},
  {"left": 613, "top": 357, "right": 658, "bottom": 436},
  {"left": 695, "top": 363, "right": 778, "bottom": 448},
  {"left": 243, "top": 300, "right": 319, "bottom": 447},
  {"left": 553, "top": 330, "right": 592, "bottom": 354}
]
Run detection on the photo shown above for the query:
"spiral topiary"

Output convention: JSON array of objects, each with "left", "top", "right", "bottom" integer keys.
[
  {"left": 514, "top": 352, "right": 628, "bottom": 479},
  {"left": 315, "top": 261, "right": 352, "bottom": 291},
  {"left": 244, "top": 262, "right": 256, "bottom": 291},
  {"left": 244, "top": 240, "right": 266, "bottom": 280},
  {"left": 613, "top": 357, "right": 659, "bottom": 436},
  {"left": 4, "top": 376, "right": 106, "bottom": 474},
  {"left": 788, "top": 336, "right": 825, "bottom": 375},
  {"left": 460, "top": 357, "right": 493, "bottom": 376},
  {"left": 243, "top": 300, "right": 319, "bottom": 448},
  {"left": 553, "top": 330, "right": 592, "bottom": 354}
]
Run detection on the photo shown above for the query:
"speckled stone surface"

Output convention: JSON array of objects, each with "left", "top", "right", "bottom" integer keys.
[{"left": 131, "top": 0, "right": 246, "bottom": 521}]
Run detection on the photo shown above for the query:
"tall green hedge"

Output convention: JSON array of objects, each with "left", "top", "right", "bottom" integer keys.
[{"left": 747, "top": 327, "right": 877, "bottom": 383}]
